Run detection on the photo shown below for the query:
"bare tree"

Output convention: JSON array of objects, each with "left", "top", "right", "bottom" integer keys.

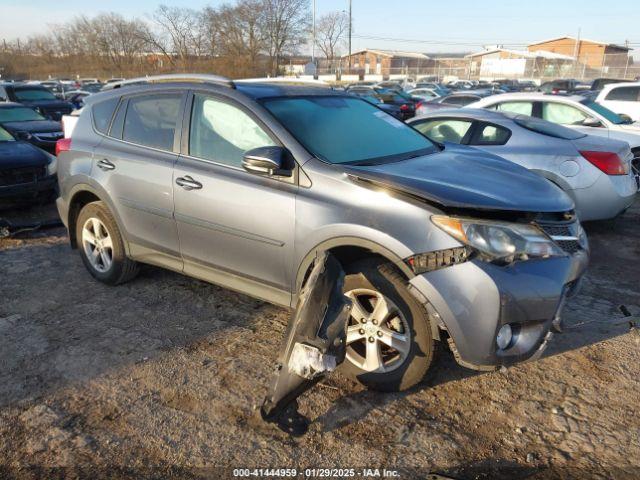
[
  {"left": 315, "top": 11, "right": 348, "bottom": 62},
  {"left": 261, "top": 0, "right": 310, "bottom": 75},
  {"left": 147, "top": 5, "right": 204, "bottom": 70}
]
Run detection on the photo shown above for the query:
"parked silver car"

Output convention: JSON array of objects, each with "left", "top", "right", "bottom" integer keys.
[
  {"left": 408, "top": 109, "right": 637, "bottom": 221},
  {"left": 56, "top": 75, "right": 589, "bottom": 392}
]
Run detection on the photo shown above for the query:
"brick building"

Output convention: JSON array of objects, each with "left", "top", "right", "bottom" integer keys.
[
  {"left": 527, "top": 36, "right": 632, "bottom": 69},
  {"left": 340, "top": 49, "right": 432, "bottom": 76}
]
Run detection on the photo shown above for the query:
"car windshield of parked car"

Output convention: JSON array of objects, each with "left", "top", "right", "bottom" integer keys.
[
  {"left": 511, "top": 114, "right": 586, "bottom": 140},
  {"left": 13, "top": 87, "right": 58, "bottom": 102},
  {"left": 580, "top": 99, "right": 628, "bottom": 124},
  {"left": 262, "top": 96, "right": 438, "bottom": 165},
  {"left": 0, "top": 126, "right": 15, "bottom": 141},
  {"left": 0, "top": 107, "right": 45, "bottom": 122}
]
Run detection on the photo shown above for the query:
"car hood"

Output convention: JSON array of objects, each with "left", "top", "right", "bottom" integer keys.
[
  {"left": 0, "top": 141, "right": 50, "bottom": 169},
  {"left": 617, "top": 122, "right": 640, "bottom": 132},
  {"left": 344, "top": 143, "right": 574, "bottom": 212},
  {"left": 1, "top": 120, "right": 62, "bottom": 134}
]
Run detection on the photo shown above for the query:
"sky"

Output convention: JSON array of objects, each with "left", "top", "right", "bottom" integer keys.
[{"left": 1, "top": 0, "right": 639, "bottom": 57}]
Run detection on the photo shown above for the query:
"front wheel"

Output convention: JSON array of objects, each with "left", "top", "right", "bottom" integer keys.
[{"left": 340, "top": 260, "right": 435, "bottom": 392}]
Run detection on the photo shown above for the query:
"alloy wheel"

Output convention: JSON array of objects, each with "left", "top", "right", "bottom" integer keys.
[
  {"left": 81, "top": 217, "right": 113, "bottom": 273},
  {"left": 344, "top": 288, "right": 411, "bottom": 373}
]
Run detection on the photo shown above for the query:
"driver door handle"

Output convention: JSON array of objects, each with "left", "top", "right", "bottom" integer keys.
[
  {"left": 97, "top": 159, "right": 115, "bottom": 171},
  {"left": 176, "top": 175, "right": 203, "bottom": 191}
]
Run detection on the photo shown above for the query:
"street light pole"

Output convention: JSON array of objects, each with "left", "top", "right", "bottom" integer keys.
[{"left": 348, "top": 0, "right": 352, "bottom": 72}]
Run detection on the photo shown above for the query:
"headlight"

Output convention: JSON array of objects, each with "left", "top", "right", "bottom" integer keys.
[
  {"left": 432, "top": 215, "right": 565, "bottom": 263},
  {"left": 46, "top": 154, "right": 57, "bottom": 176}
]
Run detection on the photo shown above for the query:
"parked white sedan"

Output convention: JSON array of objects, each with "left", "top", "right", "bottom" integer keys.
[
  {"left": 594, "top": 82, "right": 640, "bottom": 122},
  {"left": 467, "top": 92, "right": 640, "bottom": 181}
]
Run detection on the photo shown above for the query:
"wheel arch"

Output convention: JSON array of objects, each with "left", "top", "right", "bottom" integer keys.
[
  {"left": 66, "top": 183, "right": 129, "bottom": 255},
  {"left": 294, "top": 237, "right": 414, "bottom": 297}
]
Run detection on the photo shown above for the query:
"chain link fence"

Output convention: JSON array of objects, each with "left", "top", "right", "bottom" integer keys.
[{"left": 308, "top": 53, "right": 639, "bottom": 84}]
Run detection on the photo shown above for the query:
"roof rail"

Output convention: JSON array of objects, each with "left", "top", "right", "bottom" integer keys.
[
  {"left": 236, "top": 77, "right": 332, "bottom": 87},
  {"left": 102, "top": 74, "right": 235, "bottom": 91}
]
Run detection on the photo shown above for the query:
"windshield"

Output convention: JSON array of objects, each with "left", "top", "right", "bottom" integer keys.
[
  {"left": 0, "top": 107, "right": 45, "bottom": 122},
  {"left": 262, "top": 96, "right": 438, "bottom": 165},
  {"left": 511, "top": 114, "right": 586, "bottom": 140},
  {"left": 0, "top": 126, "right": 15, "bottom": 141},
  {"left": 580, "top": 99, "right": 627, "bottom": 124},
  {"left": 13, "top": 87, "right": 58, "bottom": 101}
]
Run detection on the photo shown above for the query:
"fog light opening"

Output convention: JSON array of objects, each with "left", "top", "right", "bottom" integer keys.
[{"left": 496, "top": 324, "right": 513, "bottom": 350}]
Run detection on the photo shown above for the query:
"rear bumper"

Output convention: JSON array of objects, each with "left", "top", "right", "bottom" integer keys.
[
  {"left": 409, "top": 250, "right": 589, "bottom": 370},
  {"left": 572, "top": 173, "right": 637, "bottom": 221},
  {"left": 0, "top": 174, "right": 57, "bottom": 202}
]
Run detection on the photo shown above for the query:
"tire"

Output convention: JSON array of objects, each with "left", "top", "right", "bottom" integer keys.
[
  {"left": 75, "top": 201, "right": 139, "bottom": 285},
  {"left": 340, "top": 259, "right": 435, "bottom": 392}
]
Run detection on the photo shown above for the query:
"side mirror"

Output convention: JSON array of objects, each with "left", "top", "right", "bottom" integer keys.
[
  {"left": 618, "top": 113, "right": 633, "bottom": 124},
  {"left": 242, "top": 146, "right": 293, "bottom": 177},
  {"left": 582, "top": 117, "right": 602, "bottom": 128}
]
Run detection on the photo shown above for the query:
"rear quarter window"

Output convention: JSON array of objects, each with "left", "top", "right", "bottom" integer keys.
[{"left": 92, "top": 97, "right": 120, "bottom": 134}]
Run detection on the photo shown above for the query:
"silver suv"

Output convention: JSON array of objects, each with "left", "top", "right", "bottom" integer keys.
[{"left": 56, "top": 75, "right": 589, "bottom": 391}]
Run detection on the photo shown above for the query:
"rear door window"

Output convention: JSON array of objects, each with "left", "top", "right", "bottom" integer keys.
[
  {"left": 471, "top": 123, "right": 511, "bottom": 145},
  {"left": 492, "top": 101, "right": 534, "bottom": 116},
  {"left": 412, "top": 119, "right": 473, "bottom": 144},
  {"left": 542, "top": 102, "right": 588, "bottom": 125},
  {"left": 605, "top": 86, "right": 640, "bottom": 101},
  {"left": 92, "top": 97, "right": 120, "bottom": 134},
  {"left": 122, "top": 93, "right": 182, "bottom": 151}
]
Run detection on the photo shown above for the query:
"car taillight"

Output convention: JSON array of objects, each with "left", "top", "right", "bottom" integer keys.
[
  {"left": 56, "top": 138, "right": 72, "bottom": 157},
  {"left": 400, "top": 104, "right": 410, "bottom": 111},
  {"left": 415, "top": 101, "right": 423, "bottom": 109},
  {"left": 580, "top": 150, "right": 628, "bottom": 175}
]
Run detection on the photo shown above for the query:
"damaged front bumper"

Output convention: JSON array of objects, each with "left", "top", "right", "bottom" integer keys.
[{"left": 409, "top": 250, "right": 589, "bottom": 370}]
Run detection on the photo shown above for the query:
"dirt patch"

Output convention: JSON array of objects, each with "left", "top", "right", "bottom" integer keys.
[{"left": 0, "top": 200, "right": 639, "bottom": 479}]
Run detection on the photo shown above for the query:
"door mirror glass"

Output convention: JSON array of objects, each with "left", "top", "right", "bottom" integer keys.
[
  {"left": 242, "top": 146, "right": 293, "bottom": 177},
  {"left": 582, "top": 117, "right": 603, "bottom": 128}
]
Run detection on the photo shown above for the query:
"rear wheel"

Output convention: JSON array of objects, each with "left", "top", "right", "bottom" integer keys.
[
  {"left": 75, "top": 201, "right": 139, "bottom": 285},
  {"left": 340, "top": 260, "right": 435, "bottom": 392}
]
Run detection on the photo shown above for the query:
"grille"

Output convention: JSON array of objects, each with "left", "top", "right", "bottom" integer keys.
[
  {"left": 538, "top": 222, "right": 581, "bottom": 255},
  {"left": 0, "top": 166, "right": 47, "bottom": 187}
]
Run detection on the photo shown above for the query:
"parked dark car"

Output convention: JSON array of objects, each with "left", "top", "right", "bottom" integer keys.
[
  {"left": 0, "top": 83, "right": 74, "bottom": 120},
  {"left": 538, "top": 79, "right": 589, "bottom": 94},
  {"left": 590, "top": 78, "right": 628, "bottom": 91},
  {"left": 346, "top": 86, "right": 417, "bottom": 119},
  {"left": 0, "top": 125, "right": 57, "bottom": 206},
  {"left": 0, "top": 103, "right": 64, "bottom": 154},
  {"left": 416, "top": 90, "right": 495, "bottom": 115},
  {"left": 348, "top": 92, "right": 404, "bottom": 119},
  {"left": 80, "top": 82, "right": 105, "bottom": 93}
]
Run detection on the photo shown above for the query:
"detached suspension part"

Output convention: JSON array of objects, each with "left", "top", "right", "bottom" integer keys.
[{"left": 260, "top": 252, "right": 352, "bottom": 436}]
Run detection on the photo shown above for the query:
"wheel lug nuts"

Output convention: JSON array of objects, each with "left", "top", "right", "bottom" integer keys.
[
  {"left": 377, "top": 331, "right": 383, "bottom": 337},
  {"left": 360, "top": 318, "right": 367, "bottom": 324},
  {"left": 368, "top": 336, "right": 375, "bottom": 343},
  {"left": 372, "top": 319, "right": 378, "bottom": 325},
  {"left": 359, "top": 328, "right": 365, "bottom": 335}
]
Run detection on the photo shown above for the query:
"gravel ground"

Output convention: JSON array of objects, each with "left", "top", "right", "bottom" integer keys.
[{"left": 0, "top": 200, "right": 639, "bottom": 480}]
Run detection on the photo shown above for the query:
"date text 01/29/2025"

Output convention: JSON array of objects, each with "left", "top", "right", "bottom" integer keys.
[{"left": 232, "top": 468, "right": 401, "bottom": 478}]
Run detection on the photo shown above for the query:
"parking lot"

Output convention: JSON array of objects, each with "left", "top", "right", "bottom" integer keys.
[{"left": 0, "top": 198, "right": 637, "bottom": 479}]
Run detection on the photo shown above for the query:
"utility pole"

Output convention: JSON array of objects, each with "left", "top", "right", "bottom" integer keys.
[
  {"left": 348, "top": 0, "right": 352, "bottom": 73},
  {"left": 572, "top": 28, "right": 581, "bottom": 78}
]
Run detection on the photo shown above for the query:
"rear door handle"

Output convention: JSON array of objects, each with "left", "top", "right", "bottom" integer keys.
[
  {"left": 176, "top": 175, "right": 203, "bottom": 191},
  {"left": 97, "top": 159, "right": 115, "bottom": 171}
]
